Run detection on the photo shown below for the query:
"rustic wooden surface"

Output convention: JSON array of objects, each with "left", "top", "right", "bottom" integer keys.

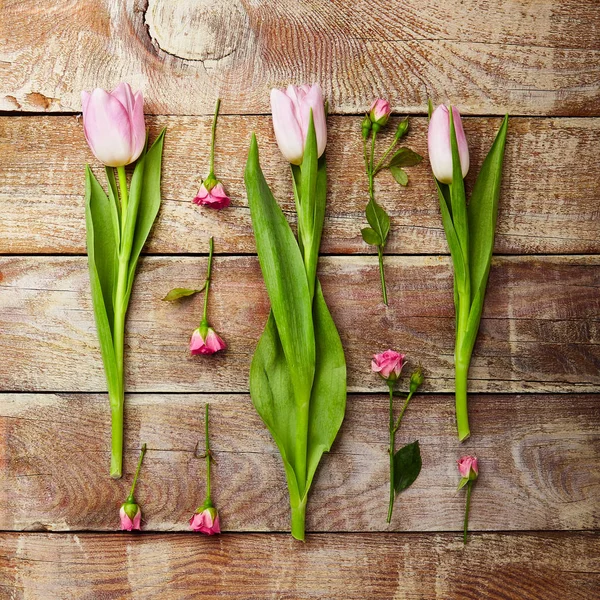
[{"left": 1, "top": 0, "right": 599, "bottom": 598}]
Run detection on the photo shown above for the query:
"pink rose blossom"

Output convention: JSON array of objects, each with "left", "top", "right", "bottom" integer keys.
[
  {"left": 371, "top": 350, "right": 407, "bottom": 381},
  {"left": 190, "top": 506, "right": 220, "bottom": 535},
  {"left": 193, "top": 181, "right": 231, "bottom": 210},
  {"left": 270, "top": 84, "right": 327, "bottom": 165},
  {"left": 369, "top": 98, "right": 391, "bottom": 127},
  {"left": 119, "top": 503, "right": 141, "bottom": 531},
  {"left": 81, "top": 83, "right": 145, "bottom": 167},
  {"left": 457, "top": 455, "right": 479, "bottom": 478},
  {"left": 190, "top": 326, "right": 227, "bottom": 355},
  {"left": 428, "top": 104, "right": 470, "bottom": 184}
]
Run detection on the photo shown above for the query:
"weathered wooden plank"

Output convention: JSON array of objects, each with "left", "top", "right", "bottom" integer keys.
[
  {"left": 0, "top": 116, "right": 599, "bottom": 255},
  {"left": 1, "top": 1, "right": 599, "bottom": 116},
  {"left": 0, "top": 393, "right": 598, "bottom": 532},
  {"left": 0, "top": 255, "right": 598, "bottom": 393},
  {"left": 0, "top": 532, "right": 598, "bottom": 599}
]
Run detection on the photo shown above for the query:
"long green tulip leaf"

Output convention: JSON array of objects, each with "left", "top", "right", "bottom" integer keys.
[
  {"left": 126, "top": 129, "right": 165, "bottom": 299},
  {"left": 84, "top": 166, "right": 119, "bottom": 395},
  {"left": 468, "top": 115, "right": 509, "bottom": 300}
]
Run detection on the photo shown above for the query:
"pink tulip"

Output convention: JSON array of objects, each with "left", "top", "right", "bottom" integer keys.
[
  {"left": 428, "top": 104, "right": 470, "bottom": 184},
  {"left": 190, "top": 506, "right": 221, "bottom": 535},
  {"left": 193, "top": 181, "right": 231, "bottom": 210},
  {"left": 270, "top": 84, "right": 327, "bottom": 165},
  {"left": 457, "top": 455, "right": 479, "bottom": 479},
  {"left": 369, "top": 98, "right": 391, "bottom": 128},
  {"left": 119, "top": 502, "right": 141, "bottom": 531},
  {"left": 371, "top": 350, "right": 407, "bottom": 381},
  {"left": 190, "top": 325, "right": 226, "bottom": 355},
  {"left": 81, "top": 83, "right": 145, "bottom": 167}
]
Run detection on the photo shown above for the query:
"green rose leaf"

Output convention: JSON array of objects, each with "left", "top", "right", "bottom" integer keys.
[
  {"left": 389, "top": 147, "right": 423, "bottom": 168},
  {"left": 365, "top": 199, "right": 390, "bottom": 245},
  {"left": 361, "top": 227, "right": 382, "bottom": 246},
  {"left": 393, "top": 440, "right": 422, "bottom": 493},
  {"left": 162, "top": 286, "right": 206, "bottom": 301},
  {"left": 389, "top": 166, "right": 408, "bottom": 186}
]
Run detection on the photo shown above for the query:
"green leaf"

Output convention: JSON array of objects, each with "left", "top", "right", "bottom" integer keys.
[
  {"left": 365, "top": 199, "right": 390, "bottom": 245},
  {"left": 305, "top": 281, "right": 346, "bottom": 492},
  {"left": 245, "top": 134, "right": 316, "bottom": 491},
  {"left": 126, "top": 129, "right": 165, "bottom": 300},
  {"left": 161, "top": 286, "right": 205, "bottom": 301},
  {"left": 389, "top": 166, "right": 408, "bottom": 186},
  {"left": 468, "top": 115, "right": 509, "bottom": 300},
  {"left": 388, "top": 147, "right": 423, "bottom": 168},
  {"left": 457, "top": 476, "right": 470, "bottom": 491},
  {"left": 393, "top": 440, "right": 422, "bottom": 493},
  {"left": 427, "top": 98, "right": 434, "bottom": 120},
  {"left": 84, "top": 166, "right": 119, "bottom": 397},
  {"left": 361, "top": 227, "right": 381, "bottom": 246}
]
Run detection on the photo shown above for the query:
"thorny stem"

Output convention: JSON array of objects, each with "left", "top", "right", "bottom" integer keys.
[
  {"left": 126, "top": 443, "right": 147, "bottom": 503},
  {"left": 463, "top": 480, "right": 473, "bottom": 544},
  {"left": 373, "top": 138, "right": 399, "bottom": 175},
  {"left": 392, "top": 390, "right": 414, "bottom": 434},
  {"left": 387, "top": 380, "right": 395, "bottom": 523},
  {"left": 209, "top": 99, "right": 221, "bottom": 176},
  {"left": 205, "top": 403, "right": 212, "bottom": 503},
  {"left": 202, "top": 237, "right": 214, "bottom": 324}
]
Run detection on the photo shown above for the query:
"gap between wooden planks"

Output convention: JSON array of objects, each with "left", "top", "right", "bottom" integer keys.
[
  {"left": 0, "top": 255, "right": 598, "bottom": 394},
  {"left": 1, "top": 0, "right": 599, "bottom": 115},
  {"left": 0, "top": 116, "right": 599, "bottom": 255},
  {"left": 1, "top": 393, "right": 598, "bottom": 533},
  {"left": 1, "top": 532, "right": 598, "bottom": 599}
]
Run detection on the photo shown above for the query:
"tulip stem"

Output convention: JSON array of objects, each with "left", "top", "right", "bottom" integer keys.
[
  {"left": 387, "top": 380, "right": 395, "bottom": 523},
  {"left": 202, "top": 237, "right": 214, "bottom": 324},
  {"left": 116, "top": 166, "right": 128, "bottom": 220},
  {"left": 209, "top": 98, "right": 221, "bottom": 177},
  {"left": 204, "top": 403, "right": 212, "bottom": 504},
  {"left": 463, "top": 480, "right": 473, "bottom": 544},
  {"left": 126, "top": 443, "right": 147, "bottom": 503}
]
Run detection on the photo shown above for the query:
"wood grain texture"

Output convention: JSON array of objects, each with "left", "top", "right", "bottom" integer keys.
[
  {"left": 1, "top": 532, "right": 598, "bottom": 599},
  {"left": 0, "top": 255, "right": 598, "bottom": 394},
  {"left": 1, "top": 116, "right": 599, "bottom": 255},
  {"left": 1, "top": 0, "right": 599, "bottom": 116},
  {"left": 1, "top": 393, "right": 598, "bottom": 533}
]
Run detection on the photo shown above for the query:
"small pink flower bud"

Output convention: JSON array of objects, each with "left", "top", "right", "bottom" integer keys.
[
  {"left": 457, "top": 455, "right": 479, "bottom": 479},
  {"left": 190, "top": 505, "right": 220, "bottom": 535},
  {"left": 428, "top": 104, "right": 470, "bottom": 184},
  {"left": 81, "top": 83, "right": 146, "bottom": 167},
  {"left": 193, "top": 179, "right": 231, "bottom": 210},
  {"left": 190, "top": 324, "right": 227, "bottom": 355},
  {"left": 371, "top": 350, "right": 407, "bottom": 382},
  {"left": 119, "top": 502, "right": 141, "bottom": 531},
  {"left": 369, "top": 99, "right": 392, "bottom": 130}
]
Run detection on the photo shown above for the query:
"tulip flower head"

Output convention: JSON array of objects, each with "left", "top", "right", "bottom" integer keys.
[
  {"left": 81, "top": 83, "right": 146, "bottom": 167},
  {"left": 193, "top": 179, "right": 231, "bottom": 210},
  {"left": 270, "top": 84, "right": 327, "bottom": 164},
  {"left": 428, "top": 104, "right": 470, "bottom": 184},
  {"left": 190, "top": 504, "right": 221, "bottom": 535},
  {"left": 369, "top": 98, "right": 392, "bottom": 131},
  {"left": 371, "top": 350, "right": 407, "bottom": 382},
  {"left": 119, "top": 502, "right": 141, "bottom": 531},
  {"left": 190, "top": 324, "right": 227, "bottom": 355}
]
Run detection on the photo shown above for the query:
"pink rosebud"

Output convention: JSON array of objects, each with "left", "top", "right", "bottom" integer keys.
[
  {"left": 119, "top": 502, "right": 141, "bottom": 531},
  {"left": 81, "top": 83, "right": 145, "bottom": 167},
  {"left": 457, "top": 455, "right": 479, "bottom": 479},
  {"left": 371, "top": 350, "right": 407, "bottom": 381},
  {"left": 190, "top": 506, "right": 220, "bottom": 535},
  {"left": 190, "top": 325, "right": 227, "bottom": 355},
  {"left": 270, "top": 84, "right": 327, "bottom": 165},
  {"left": 369, "top": 98, "right": 391, "bottom": 128},
  {"left": 428, "top": 104, "right": 470, "bottom": 184},
  {"left": 193, "top": 181, "right": 231, "bottom": 210}
]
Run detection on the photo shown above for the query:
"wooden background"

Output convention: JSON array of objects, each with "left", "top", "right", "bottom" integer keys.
[{"left": 1, "top": 0, "right": 599, "bottom": 598}]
